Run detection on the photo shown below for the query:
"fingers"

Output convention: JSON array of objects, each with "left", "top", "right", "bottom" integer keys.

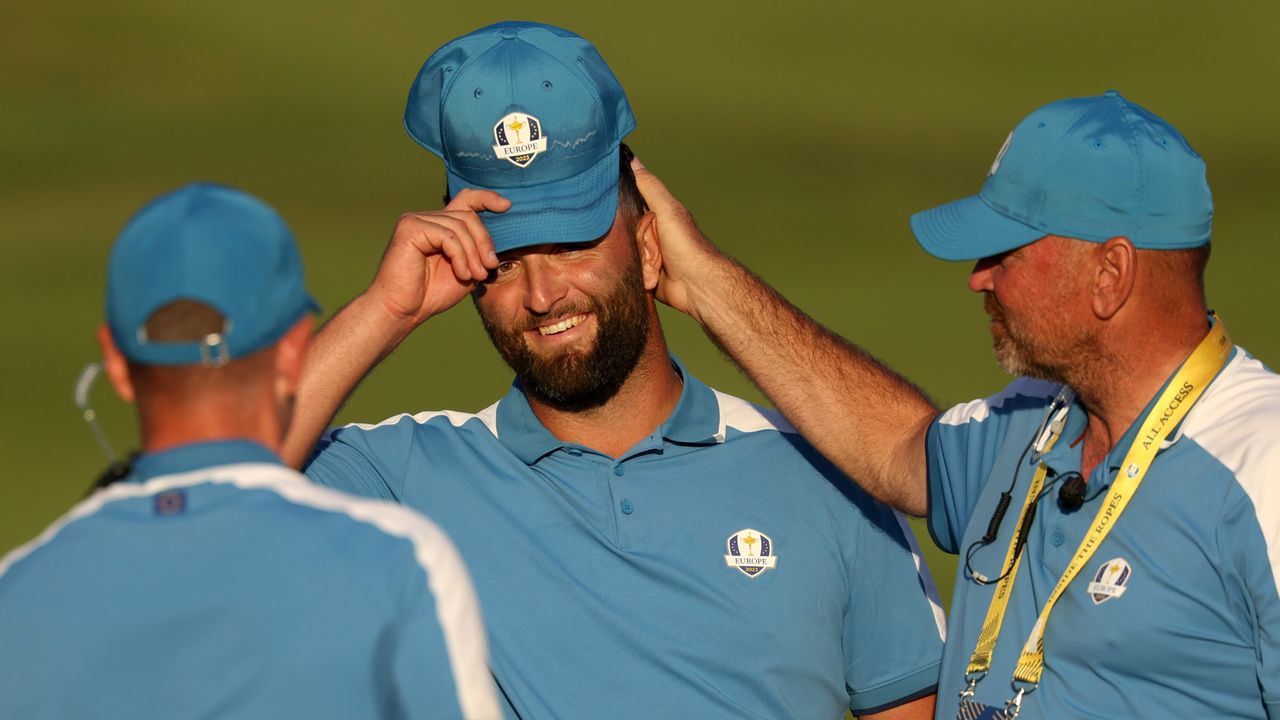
[
  {"left": 447, "top": 188, "right": 512, "bottom": 215},
  {"left": 394, "top": 211, "right": 492, "bottom": 282},
  {"left": 445, "top": 188, "right": 510, "bottom": 267}
]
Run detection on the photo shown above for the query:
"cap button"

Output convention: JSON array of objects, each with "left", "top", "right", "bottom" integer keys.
[
  {"left": 500, "top": 28, "right": 518, "bottom": 40},
  {"left": 1104, "top": 89, "right": 1120, "bottom": 98}
]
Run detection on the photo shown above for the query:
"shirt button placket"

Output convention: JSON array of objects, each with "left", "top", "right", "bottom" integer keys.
[{"left": 613, "top": 464, "right": 635, "bottom": 517}]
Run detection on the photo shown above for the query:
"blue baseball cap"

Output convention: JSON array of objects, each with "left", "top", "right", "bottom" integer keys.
[
  {"left": 106, "top": 183, "right": 319, "bottom": 366},
  {"left": 404, "top": 21, "right": 636, "bottom": 253},
  {"left": 911, "top": 91, "right": 1213, "bottom": 261}
]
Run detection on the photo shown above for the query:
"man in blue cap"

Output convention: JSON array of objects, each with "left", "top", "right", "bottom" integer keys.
[
  {"left": 283, "top": 21, "right": 944, "bottom": 720},
  {"left": 0, "top": 183, "right": 502, "bottom": 719},
  {"left": 631, "top": 92, "right": 1280, "bottom": 718}
]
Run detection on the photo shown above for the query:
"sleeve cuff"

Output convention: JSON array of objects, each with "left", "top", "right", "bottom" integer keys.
[{"left": 849, "top": 662, "right": 941, "bottom": 716}]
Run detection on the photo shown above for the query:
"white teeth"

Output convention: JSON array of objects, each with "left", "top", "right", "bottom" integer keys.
[{"left": 538, "top": 314, "right": 586, "bottom": 336}]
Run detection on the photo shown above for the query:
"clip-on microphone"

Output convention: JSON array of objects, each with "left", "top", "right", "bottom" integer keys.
[{"left": 1057, "top": 471, "right": 1088, "bottom": 511}]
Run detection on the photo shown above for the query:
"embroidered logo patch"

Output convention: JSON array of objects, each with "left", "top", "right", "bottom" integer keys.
[
  {"left": 492, "top": 112, "right": 547, "bottom": 167},
  {"left": 724, "top": 528, "right": 777, "bottom": 578},
  {"left": 1086, "top": 557, "right": 1131, "bottom": 604},
  {"left": 154, "top": 490, "right": 187, "bottom": 517}
]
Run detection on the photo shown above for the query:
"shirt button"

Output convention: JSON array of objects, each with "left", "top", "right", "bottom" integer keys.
[
  {"left": 565, "top": 448, "right": 582, "bottom": 457},
  {"left": 620, "top": 500, "right": 634, "bottom": 514},
  {"left": 614, "top": 466, "right": 625, "bottom": 476},
  {"left": 1051, "top": 527, "right": 1065, "bottom": 547}
]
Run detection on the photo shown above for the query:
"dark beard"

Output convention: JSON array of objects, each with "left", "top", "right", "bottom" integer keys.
[{"left": 480, "top": 260, "right": 651, "bottom": 412}]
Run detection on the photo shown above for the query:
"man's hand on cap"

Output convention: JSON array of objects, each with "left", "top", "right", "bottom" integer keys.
[{"left": 371, "top": 189, "right": 510, "bottom": 329}]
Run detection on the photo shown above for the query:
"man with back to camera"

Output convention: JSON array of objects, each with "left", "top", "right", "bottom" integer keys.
[
  {"left": 0, "top": 183, "right": 502, "bottom": 719},
  {"left": 282, "top": 21, "right": 945, "bottom": 720},
  {"left": 629, "top": 92, "right": 1280, "bottom": 718}
]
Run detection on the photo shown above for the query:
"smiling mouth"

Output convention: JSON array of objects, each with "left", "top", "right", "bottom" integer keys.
[{"left": 537, "top": 313, "right": 588, "bottom": 336}]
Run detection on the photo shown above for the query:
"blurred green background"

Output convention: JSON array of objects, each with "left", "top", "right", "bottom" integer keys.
[{"left": 3, "top": 0, "right": 1278, "bottom": 620}]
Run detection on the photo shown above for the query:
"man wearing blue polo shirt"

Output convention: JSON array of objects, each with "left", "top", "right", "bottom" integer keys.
[
  {"left": 283, "top": 21, "right": 944, "bottom": 720},
  {"left": 633, "top": 93, "right": 1280, "bottom": 718},
  {"left": 0, "top": 184, "right": 501, "bottom": 719}
]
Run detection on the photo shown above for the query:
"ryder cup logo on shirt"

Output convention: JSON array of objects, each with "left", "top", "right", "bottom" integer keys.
[
  {"left": 724, "top": 528, "right": 777, "bottom": 578},
  {"left": 492, "top": 112, "right": 547, "bottom": 167},
  {"left": 1087, "top": 557, "right": 1132, "bottom": 604}
]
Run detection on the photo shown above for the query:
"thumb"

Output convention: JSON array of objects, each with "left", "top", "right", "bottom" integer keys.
[{"left": 446, "top": 188, "right": 512, "bottom": 214}]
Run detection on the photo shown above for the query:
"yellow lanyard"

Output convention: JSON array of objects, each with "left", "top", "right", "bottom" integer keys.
[{"left": 961, "top": 316, "right": 1232, "bottom": 709}]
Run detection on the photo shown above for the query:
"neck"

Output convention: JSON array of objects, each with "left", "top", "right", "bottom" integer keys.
[
  {"left": 1073, "top": 310, "right": 1210, "bottom": 475},
  {"left": 137, "top": 392, "right": 283, "bottom": 455},
  {"left": 527, "top": 324, "right": 683, "bottom": 458}
]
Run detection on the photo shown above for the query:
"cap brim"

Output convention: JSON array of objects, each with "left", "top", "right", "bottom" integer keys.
[
  {"left": 448, "top": 146, "right": 620, "bottom": 254},
  {"left": 910, "top": 194, "right": 1046, "bottom": 261}
]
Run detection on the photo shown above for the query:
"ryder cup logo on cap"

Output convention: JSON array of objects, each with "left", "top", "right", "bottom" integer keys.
[
  {"left": 106, "top": 182, "right": 319, "bottom": 367},
  {"left": 493, "top": 112, "right": 546, "bottom": 167},
  {"left": 911, "top": 91, "right": 1214, "bottom": 261},
  {"left": 404, "top": 21, "right": 637, "bottom": 253}
]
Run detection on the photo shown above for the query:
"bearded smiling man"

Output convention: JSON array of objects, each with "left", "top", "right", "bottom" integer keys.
[{"left": 281, "top": 21, "right": 945, "bottom": 720}]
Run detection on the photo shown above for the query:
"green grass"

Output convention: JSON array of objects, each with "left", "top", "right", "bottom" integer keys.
[{"left": 4, "top": 1, "right": 1279, "bottom": 621}]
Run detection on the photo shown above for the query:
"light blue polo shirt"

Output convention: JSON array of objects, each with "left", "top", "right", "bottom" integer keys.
[
  {"left": 927, "top": 348, "right": 1280, "bottom": 719},
  {"left": 0, "top": 440, "right": 501, "bottom": 720},
  {"left": 307, "top": 360, "right": 946, "bottom": 719}
]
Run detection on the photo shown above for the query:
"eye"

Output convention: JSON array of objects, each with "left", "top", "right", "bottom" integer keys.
[{"left": 487, "top": 260, "right": 518, "bottom": 281}]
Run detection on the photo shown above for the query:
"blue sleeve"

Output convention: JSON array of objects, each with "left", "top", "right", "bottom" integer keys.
[
  {"left": 843, "top": 497, "right": 945, "bottom": 714},
  {"left": 304, "top": 419, "right": 418, "bottom": 502}
]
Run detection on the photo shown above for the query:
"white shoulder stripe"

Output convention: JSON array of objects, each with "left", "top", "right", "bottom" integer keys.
[
  {"left": 711, "top": 390, "right": 795, "bottom": 442},
  {"left": 343, "top": 401, "right": 500, "bottom": 438},
  {"left": 938, "top": 377, "right": 1062, "bottom": 427},
  {"left": 0, "top": 464, "right": 502, "bottom": 719},
  {"left": 1181, "top": 349, "right": 1280, "bottom": 600},
  {"left": 893, "top": 511, "right": 948, "bottom": 642}
]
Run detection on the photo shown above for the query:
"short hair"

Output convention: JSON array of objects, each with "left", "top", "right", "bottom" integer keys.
[
  {"left": 142, "top": 299, "right": 226, "bottom": 342},
  {"left": 616, "top": 142, "right": 648, "bottom": 229},
  {"left": 127, "top": 300, "right": 271, "bottom": 394}
]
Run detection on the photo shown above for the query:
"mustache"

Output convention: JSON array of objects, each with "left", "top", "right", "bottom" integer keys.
[{"left": 983, "top": 293, "right": 1004, "bottom": 321}]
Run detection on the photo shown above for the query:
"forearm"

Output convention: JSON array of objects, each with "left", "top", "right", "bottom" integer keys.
[
  {"left": 690, "top": 257, "right": 936, "bottom": 516},
  {"left": 279, "top": 292, "right": 415, "bottom": 468}
]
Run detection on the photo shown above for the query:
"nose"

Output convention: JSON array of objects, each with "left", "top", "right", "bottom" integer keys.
[
  {"left": 521, "top": 256, "right": 569, "bottom": 315},
  {"left": 968, "top": 255, "right": 998, "bottom": 293}
]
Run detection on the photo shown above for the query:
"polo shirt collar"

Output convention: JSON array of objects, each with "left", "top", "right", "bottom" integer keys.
[
  {"left": 128, "top": 439, "right": 281, "bottom": 484},
  {"left": 494, "top": 354, "right": 722, "bottom": 465}
]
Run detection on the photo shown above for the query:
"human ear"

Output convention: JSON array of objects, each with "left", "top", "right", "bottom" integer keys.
[
  {"left": 96, "top": 325, "right": 137, "bottom": 404},
  {"left": 636, "top": 211, "right": 661, "bottom": 291},
  {"left": 273, "top": 316, "right": 314, "bottom": 398},
  {"left": 1092, "top": 237, "right": 1136, "bottom": 320}
]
